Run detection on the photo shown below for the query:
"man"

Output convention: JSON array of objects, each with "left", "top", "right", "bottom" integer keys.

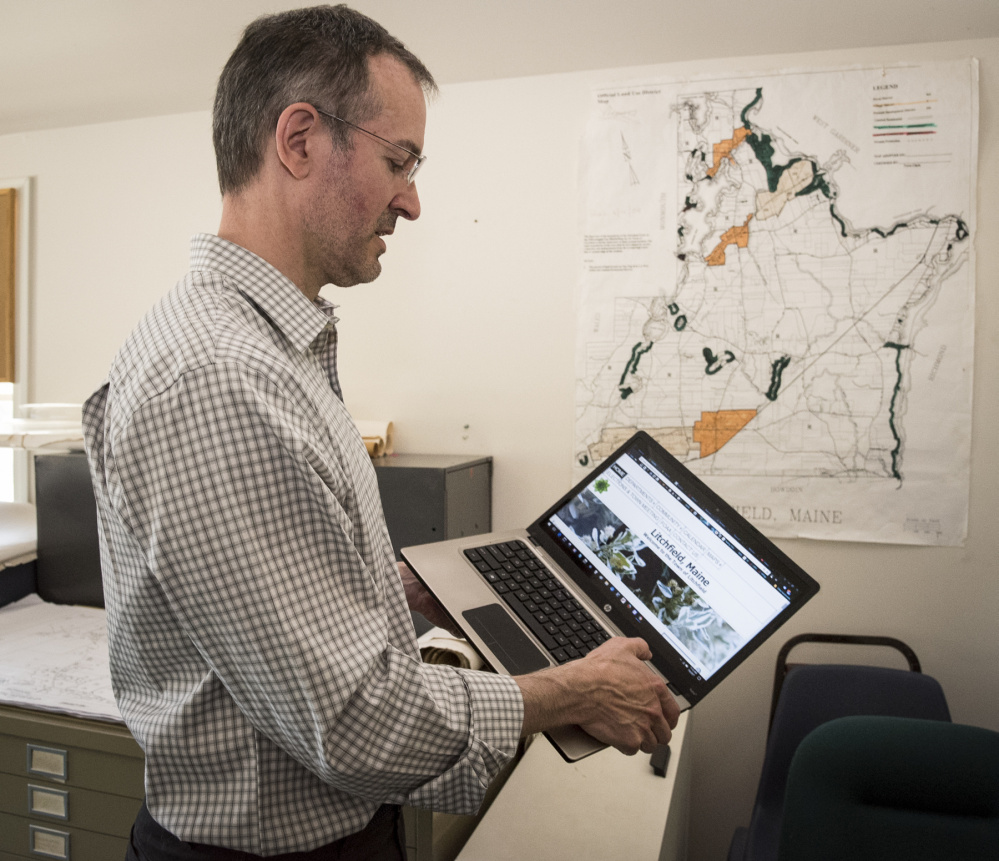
[{"left": 84, "top": 6, "right": 679, "bottom": 859}]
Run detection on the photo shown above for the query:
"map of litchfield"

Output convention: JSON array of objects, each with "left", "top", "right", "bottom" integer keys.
[{"left": 577, "top": 60, "right": 977, "bottom": 545}]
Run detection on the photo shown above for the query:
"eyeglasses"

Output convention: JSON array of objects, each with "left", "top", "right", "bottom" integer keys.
[{"left": 314, "top": 107, "right": 426, "bottom": 185}]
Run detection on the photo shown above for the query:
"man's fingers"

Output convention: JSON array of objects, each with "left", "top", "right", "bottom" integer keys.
[
  {"left": 651, "top": 710, "right": 673, "bottom": 746},
  {"left": 619, "top": 636, "right": 653, "bottom": 661},
  {"left": 657, "top": 681, "right": 681, "bottom": 729}
]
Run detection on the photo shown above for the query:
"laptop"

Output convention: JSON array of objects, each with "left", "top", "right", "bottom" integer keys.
[{"left": 402, "top": 431, "right": 819, "bottom": 761}]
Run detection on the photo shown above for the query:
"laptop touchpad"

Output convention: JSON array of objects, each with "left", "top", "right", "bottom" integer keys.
[{"left": 462, "top": 604, "right": 551, "bottom": 675}]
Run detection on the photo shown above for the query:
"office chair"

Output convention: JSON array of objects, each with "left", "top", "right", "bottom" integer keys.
[
  {"left": 767, "top": 633, "right": 922, "bottom": 731},
  {"left": 727, "top": 634, "right": 951, "bottom": 861},
  {"left": 778, "top": 715, "right": 999, "bottom": 861}
]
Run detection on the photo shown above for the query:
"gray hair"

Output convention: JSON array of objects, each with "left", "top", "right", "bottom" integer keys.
[{"left": 212, "top": 4, "right": 437, "bottom": 196}]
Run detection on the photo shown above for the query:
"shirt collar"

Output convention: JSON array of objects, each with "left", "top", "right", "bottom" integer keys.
[{"left": 189, "top": 233, "right": 339, "bottom": 354}]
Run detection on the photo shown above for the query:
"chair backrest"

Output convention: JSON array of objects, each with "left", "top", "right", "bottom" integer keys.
[
  {"left": 769, "top": 633, "right": 921, "bottom": 731},
  {"left": 779, "top": 715, "right": 999, "bottom": 861},
  {"left": 743, "top": 663, "right": 951, "bottom": 861}
]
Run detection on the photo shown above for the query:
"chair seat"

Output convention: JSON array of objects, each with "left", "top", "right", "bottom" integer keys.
[{"left": 779, "top": 715, "right": 999, "bottom": 861}]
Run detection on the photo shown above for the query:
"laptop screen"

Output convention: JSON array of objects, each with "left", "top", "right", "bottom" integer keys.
[{"left": 530, "top": 432, "right": 817, "bottom": 704}]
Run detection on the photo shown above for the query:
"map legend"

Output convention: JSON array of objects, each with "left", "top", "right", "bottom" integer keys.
[{"left": 872, "top": 82, "right": 951, "bottom": 166}]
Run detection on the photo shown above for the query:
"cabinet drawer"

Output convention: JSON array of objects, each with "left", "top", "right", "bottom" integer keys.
[
  {"left": 0, "top": 736, "right": 143, "bottom": 798},
  {"left": 0, "top": 707, "right": 143, "bottom": 800},
  {"left": 0, "top": 811, "right": 128, "bottom": 861},
  {"left": 0, "top": 773, "right": 141, "bottom": 836}
]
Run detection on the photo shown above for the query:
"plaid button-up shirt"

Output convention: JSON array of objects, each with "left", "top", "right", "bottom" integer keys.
[{"left": 83, "top": 234, "right": 522, "bottom": 855}]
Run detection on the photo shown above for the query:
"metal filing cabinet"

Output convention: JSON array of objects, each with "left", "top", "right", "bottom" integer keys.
[
  {"left": 373, "top": 455, "right": 492, "bottom": 560},
  {"left": 0, "top": 705, "right": 144, "bottom": 861}
]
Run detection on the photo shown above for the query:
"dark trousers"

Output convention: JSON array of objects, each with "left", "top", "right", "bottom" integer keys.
[{"left": 125, "top": 801, "right": 406, "bottom": 861}]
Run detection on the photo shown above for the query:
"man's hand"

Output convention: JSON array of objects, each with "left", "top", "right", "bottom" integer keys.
[
  {"left": 571, "top": 638, "right": 679, "bottom": 754},
  {"left": 515, "top": 637, "right": 679, "bottom": 755},
  {"left": 397, "top": 561, "right": 462, "bottom": 636}
]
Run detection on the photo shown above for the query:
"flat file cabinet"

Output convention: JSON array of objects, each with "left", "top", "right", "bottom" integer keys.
[
  {"left": 0, "top": 702, "right": 512, "bottom": 861},
  {"left": 0, "top": 704, "right": 143, "bottom": 861}
]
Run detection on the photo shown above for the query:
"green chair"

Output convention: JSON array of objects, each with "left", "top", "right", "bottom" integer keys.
[{"left": 779, "top": 715, "right": 999, "bottom": 861}]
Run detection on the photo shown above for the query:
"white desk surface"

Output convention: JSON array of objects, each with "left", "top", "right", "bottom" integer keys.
[
  {"left": 457, "top": 710, "right": 692, "bottom": 861},
  {"left": 0, "top": 501, "right": 36, "bottom": 565}
]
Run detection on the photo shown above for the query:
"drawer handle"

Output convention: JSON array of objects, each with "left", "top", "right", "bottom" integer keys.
[
  {"left": 29, "top": 824, "right": 70, "bottom": 859},
  {"left": 29, "top": 784, "right": 70, "bottom": 820},
  {"left": 27, "top": 744, "right": 68, "bottom": 781}
]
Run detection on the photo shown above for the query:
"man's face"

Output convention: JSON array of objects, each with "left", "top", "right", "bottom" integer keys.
[{"left": 304, "top": 53, "right": 426, "bottom": 288}]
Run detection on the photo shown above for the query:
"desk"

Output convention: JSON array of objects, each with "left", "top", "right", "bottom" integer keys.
[
  {"left": 456, "top": 712, "right": 692, "bottom": 861},
  {"left": 0, "top": 503, "right": 35, "bottom": 564},
  {"left": 0, "top": 502, "right": 36, "bottom": 614}
]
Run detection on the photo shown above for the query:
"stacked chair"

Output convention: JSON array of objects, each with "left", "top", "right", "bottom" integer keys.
[{"left": 727, "top": 633, "right": 954, "bottom": 861}]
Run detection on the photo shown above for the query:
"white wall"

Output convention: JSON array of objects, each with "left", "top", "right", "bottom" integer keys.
[
  {"left": 1, "top": 36, "right": 996, "bottom": 861},
  {"left": 0, "top": 111, "right": 221, "bottom": 401}
]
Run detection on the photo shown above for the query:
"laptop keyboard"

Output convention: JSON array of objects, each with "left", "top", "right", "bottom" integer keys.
[{"left": 463, "top": 540, "right": 612, "bottom": 664}]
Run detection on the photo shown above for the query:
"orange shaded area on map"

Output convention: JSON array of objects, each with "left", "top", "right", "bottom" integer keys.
[
  {"left": 692, "top": 409, "right": 758, "bottom": 457},
  {"left": 705, "top": 214, "right": 754, "bottom": 266},
  {"left": 706, "top": 127, "right": 751, "bottom": 178}
]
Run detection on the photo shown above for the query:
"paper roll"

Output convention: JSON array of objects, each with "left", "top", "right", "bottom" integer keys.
[
  {"left": 353, "top": 419, "right": 394, "bottom": 458},
  {"left": 417, "top": 627, "right": 485, "bottom": 671}
]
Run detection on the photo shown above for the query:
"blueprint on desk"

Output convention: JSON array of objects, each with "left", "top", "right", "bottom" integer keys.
[{"left": 0, "top": 594, "right": 121, "bottom": 723}]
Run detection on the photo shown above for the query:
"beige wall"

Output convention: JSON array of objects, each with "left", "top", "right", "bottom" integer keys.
[{"left": 1, "top": 35, "right": 996, "bottom": 861}]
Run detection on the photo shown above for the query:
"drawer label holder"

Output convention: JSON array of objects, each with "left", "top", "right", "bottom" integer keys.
[
  {"left": 28, "top": 783, "right": 70, "bottom": 820},
  {"left": 26, "top": 744, "right": 68, "bottom": 782},
  {"left": 29, "top": 824, "right": 70, "bottom": 859}
]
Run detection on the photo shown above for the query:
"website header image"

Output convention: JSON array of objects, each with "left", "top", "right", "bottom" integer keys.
[{"left": 625, "top": 456, "right": 791, "bottom": 622}]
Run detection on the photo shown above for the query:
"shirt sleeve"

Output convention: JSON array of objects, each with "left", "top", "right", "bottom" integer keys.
[{"left": 106, "top": 360, "right": 523, "bottom": 812}]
